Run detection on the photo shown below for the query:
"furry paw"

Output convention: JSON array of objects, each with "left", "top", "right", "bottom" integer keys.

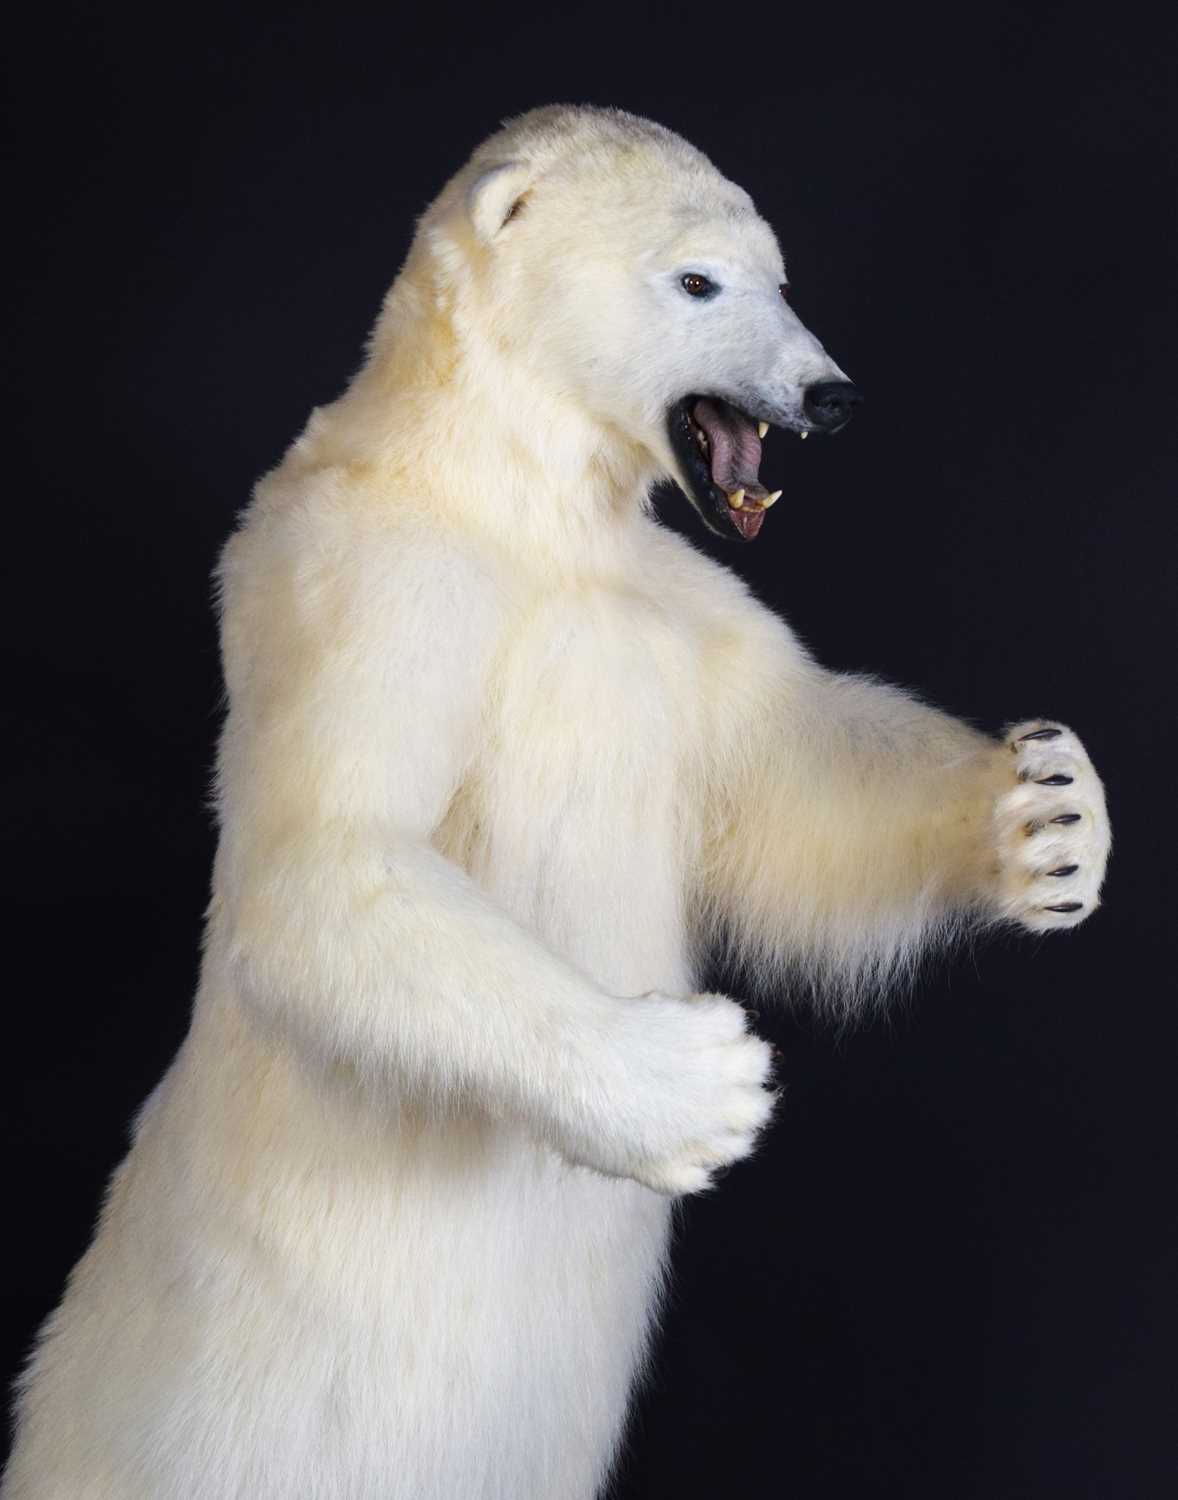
[
  {"left": 556, "top": 991, "right": 777, "bottom": 1197},
  {"left": 993, "top": 721, "right": 1111, "bottom": 932}
]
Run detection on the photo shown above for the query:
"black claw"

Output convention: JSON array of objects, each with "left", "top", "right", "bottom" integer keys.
[
  {"left": 1044, "top": 901, "right": 1083, "bottom": 914},
  {"left": 1048, "top": 864, "right": 1079, "bottom": 877},
  {"left": 1051, "top": 812, "right": 1082, "bottom": 825},
  {"left": 1035, "top": 774, "right": 1074, "bottom": 786},
  {"left": 1019, "top": 727, "right": 1062, "bottom": 741}
]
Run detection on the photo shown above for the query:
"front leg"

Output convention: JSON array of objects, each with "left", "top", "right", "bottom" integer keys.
[
  {"left": 995, "top": 721, "right": 1111, "bottom": 931},
  {"left": 697, "top": 655, "right": 1111, "bottom": 1005}
]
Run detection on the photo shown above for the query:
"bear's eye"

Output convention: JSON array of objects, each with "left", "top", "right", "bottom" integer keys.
[
  {"left": 779, "top": 283, "right": 791, "bottom": 301},
  {"left": 680, "top": 273, "right": 717, "bottom": 298}
]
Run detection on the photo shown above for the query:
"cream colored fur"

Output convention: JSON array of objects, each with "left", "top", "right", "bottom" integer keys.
[{"left": 2, "top": 106, "right": 1111, "bottom": 1499}]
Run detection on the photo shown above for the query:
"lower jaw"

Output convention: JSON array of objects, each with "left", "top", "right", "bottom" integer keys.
[{"left": 728, "top": 505, "right": 767, "bottom": 541}]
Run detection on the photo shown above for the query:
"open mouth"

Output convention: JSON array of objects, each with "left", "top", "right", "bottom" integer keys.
[{"left": 666, "top": 396, "right": 797, "bottom": 542}]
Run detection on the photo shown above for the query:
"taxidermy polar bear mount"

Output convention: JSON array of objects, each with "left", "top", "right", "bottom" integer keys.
[{"left": 2, "top": 105, "right": 1110, "bottom": 1500}]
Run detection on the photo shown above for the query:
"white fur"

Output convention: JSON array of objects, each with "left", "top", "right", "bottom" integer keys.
[{"left": 2, "top": 106, "right": 1110, "bottom": 1499}]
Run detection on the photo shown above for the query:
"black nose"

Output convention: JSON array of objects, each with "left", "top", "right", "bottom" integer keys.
[{"left": 802, "top": 380, "right": 862, "bottom": 432}]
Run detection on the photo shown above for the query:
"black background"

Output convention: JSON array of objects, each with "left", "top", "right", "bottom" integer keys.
[{"left": 4, "top": 2, "right": 1176, "bottom": 1495}]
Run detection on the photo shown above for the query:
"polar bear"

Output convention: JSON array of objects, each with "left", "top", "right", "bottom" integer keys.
[{"left": 3, "top": 105, "right": 1110, "bottom": 1499}]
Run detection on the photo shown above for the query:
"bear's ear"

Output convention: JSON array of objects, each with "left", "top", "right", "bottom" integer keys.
[{"left": 466, "top": 162, "right": 532, "bottom": 243}]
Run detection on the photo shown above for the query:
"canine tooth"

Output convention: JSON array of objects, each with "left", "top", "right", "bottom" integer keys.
[
  {"left": 727, "top": 489, "right": 745, "bottom": 508},
  {"left": 764, "top": 489, "right": 782, "bottom": 507},
  {"left": 757, "top": 421, "right": 769, "bottom": 439},
  {"left": 799, "top": 430, "right": 809, "bottom": 440}
]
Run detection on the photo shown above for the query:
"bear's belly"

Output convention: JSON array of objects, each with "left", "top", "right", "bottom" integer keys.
[{"left": 452, "top": 586, "right": 703, "bottom": 997}]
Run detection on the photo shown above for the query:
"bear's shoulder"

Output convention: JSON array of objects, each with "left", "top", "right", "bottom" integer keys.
[{"left": 215, "top": 465, "right": 510, "bottom": 705}]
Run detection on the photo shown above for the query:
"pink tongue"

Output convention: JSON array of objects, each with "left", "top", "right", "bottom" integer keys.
[{"left": 692, "top": 398, "right": 765, "bottom": 496}]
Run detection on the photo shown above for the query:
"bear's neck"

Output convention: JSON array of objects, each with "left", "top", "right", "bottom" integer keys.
[{"left": 289, "top": 274, "right": 660, "bottom": 577}]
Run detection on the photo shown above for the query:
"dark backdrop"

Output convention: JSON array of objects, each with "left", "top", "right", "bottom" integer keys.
[{"left": 4, "top": 2, "right": 1176, "bottom": 1495}]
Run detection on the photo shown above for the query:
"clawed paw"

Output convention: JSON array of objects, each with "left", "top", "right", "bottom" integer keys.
[{"left": 994, "top": 722, "right": 1111, "bottom": 932}]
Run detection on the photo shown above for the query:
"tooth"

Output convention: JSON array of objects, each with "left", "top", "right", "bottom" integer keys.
[
  {"left": 728, "top": 489, "right": 745, "bottom": 509},
  {"left": 764, "top": 490, "right": 782, "bottom": 507},
  {"left": 799, "top": 430, "right": 809, "bottom": 440},
  {"left": 757, "top": 421, "right": 769, "bottom": 439}
]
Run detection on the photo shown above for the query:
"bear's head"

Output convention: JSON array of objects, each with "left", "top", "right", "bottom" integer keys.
[{"left": 410, "top": 105, "right": 859, "bottom": 543}]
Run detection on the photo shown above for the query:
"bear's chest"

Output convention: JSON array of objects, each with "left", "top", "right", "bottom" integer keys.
[
  {"left": 441, "top": 587, "right": 704, "bottom": 991},
  {"left": 501, "top": 586, "right": 694, "bottom": 751}
]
